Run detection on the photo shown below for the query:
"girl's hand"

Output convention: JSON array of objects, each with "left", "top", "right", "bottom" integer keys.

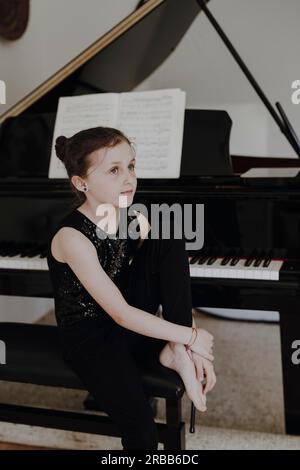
[
  {"left": 191, "top": 351, "right": 217, "bottom": 395},
  {"left": 189, "top": 328, "right": 214, "bottom": 361}
]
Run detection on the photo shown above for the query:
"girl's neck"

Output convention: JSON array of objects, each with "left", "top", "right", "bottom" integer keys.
[{"left": 78, "top": 201, "right": 120, "bottom": 233}]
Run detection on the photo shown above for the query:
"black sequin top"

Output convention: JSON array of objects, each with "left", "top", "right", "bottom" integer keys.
[{"left": 46, "top": 207, "right": 141, "bottom": 328}]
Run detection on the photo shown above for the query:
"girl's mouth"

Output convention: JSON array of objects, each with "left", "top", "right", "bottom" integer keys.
[{"left": 121, "top": 190, "right": 133, "bottom": 195}]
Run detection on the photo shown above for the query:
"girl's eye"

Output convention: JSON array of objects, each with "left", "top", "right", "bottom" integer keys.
[{"left": 110, "top": 164, "right": 135, "bottom": 174}]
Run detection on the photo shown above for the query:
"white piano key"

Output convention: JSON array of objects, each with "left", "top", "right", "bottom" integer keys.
[
  {"left": 189, "top": 257, "right": 283, "bottom": 281},
  {"left": 0, "top": 253, "right": 284, "bottom": 278},
  {"left": 0, "top": 255, "right": 48, "bottom": 271}
]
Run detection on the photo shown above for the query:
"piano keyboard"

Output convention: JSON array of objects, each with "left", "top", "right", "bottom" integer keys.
[
  {"left": 0, "top": 242, "right": 48, "bottom": 270},
  {"left": 188, "top": 256, "right": 283, "bottom": 281},
  {"left": 0, "top": 243, "right": 284, "bottom": 280},
  {"left": 0, "top": 255, "right": 48, "bottom": 270}
]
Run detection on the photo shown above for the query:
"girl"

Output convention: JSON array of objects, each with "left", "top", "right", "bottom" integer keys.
[{"left": 46, "top": 126, "right": 216, "bottom": 450}]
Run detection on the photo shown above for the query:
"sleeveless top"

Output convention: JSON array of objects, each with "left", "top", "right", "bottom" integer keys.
[{"left": 46, "top": 207, "right": 142, "bottom": 329}]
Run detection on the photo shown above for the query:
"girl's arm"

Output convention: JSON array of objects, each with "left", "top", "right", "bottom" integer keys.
[{"left": 58, "top": 227, "right": 194, "bottom": 346}]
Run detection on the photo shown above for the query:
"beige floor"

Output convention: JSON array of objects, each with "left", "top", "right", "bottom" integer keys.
[
  {"left": 0, "top": 442, "right": 52, "bottom": 450},
  {"left": 0, "top": 309, "right": 299, "bottom": 450}
]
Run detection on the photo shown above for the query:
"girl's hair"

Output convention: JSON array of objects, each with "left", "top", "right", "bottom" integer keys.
[{"left": 55, "top": 126, "right": 135, "bottom": 204}]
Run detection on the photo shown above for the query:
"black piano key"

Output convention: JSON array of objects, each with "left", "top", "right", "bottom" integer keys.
[
  {"left": 253, "top": 259, "right": 263, "bottom": 267},
  {"left": 197, "top": 255, "right": 210, "bottom": 265},
  {"left": 263, "top": 258, "right": 272, "bottom": 267},
  {"left": 244, "top": 250, "right": 258, "bottom": 267},
  {"left": 20, "top": 247, "right": 35, "bottom": 257},
  {"left": 190, "top": 248, "right": 211, "bottom": 265},
  {"left": 207, "top": 256, "right": 217, "bottom": 265},
  {"left": 6, "top": 242, "right": 23, "bottom": 256},
  {"left": 229, "top": 249, "right": 242, "bottom": 266},
  {"left": 14, "top": 243, "right": 29, "bottom": 258},
  {"left": 190, "top": 252, "right": 203, "bottom": 264},
  {"left": 262, "top": 250, "right": 274, "bottom": 267},
  {"left": 220, "top": 249, "right": 238, "bottom": 266},
  {"left": 39, "top": 248, "right": 48, "bottom": 258},
  {"left": 0, "top": 240, "right": 42, "bottom": 258},
  {"left": 253, "top": 251, "right": 265, "bottom": 267},
  {"left": 27, "top": 248, "right": 42, "bottom": 257}
]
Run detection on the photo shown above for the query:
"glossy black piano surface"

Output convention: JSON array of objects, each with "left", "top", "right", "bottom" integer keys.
[{"left": 1, "top": 176, "right": 300, "bottom": 293}]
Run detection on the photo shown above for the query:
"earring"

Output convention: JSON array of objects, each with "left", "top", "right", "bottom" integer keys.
[{"left": 82, "top": 184, "right": 88, "bottom": 192}]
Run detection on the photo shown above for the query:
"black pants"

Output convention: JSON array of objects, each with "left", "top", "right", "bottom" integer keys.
[{"left": 60, "top": 235, "right": 193, "bottom": 450}]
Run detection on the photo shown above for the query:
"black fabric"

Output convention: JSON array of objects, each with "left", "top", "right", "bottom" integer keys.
[
  {"left": 55, "top": 231, "right": 193, "bottom": 449},
  {"left": 46, "top": 207, "right": 141, "bottom": 328},
  {"left": 28, "top": 212, "right": 193, "bottom": 449}
]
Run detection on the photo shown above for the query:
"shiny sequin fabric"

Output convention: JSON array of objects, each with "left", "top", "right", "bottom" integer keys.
[{"left": 46, "top": 207, "right": 141, "bottom": 328}]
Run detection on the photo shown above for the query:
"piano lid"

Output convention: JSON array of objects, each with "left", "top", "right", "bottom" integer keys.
[
  {"left": 0, "top": 0, "right": 200, "bottom": 123},
  {"left": 0, "top": 0, "right": 203, "bottom": 179}
]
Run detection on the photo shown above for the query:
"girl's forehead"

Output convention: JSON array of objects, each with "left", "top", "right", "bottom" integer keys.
[
  {"left": 88, "top": 142, "right": 134, "bottom": 171},
  {"left": 89, "top": 147, "right": 108, "bottom": 167},
  {"left": 105, "top": 141, "right": 133, "bottom": 160}
]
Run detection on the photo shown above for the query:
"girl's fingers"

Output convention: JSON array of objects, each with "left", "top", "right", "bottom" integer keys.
[
  {"left": 186, "top": 347, "right": 193, "bottom": 361},
  {"left": 194, "top": 360, "right": 204, "bottom": 382},
  {"left": 203, "top": 370, "right": 213, "bottom": 394},
  {"left": 193, "top": 348, "right": 214, "bottom": 362},
  {"left": 203, "top": 365, "right": 217, "bottom": 394},
  {"left": 189, "top": 351, "right": 205, "bottom": 383},
  {"left": 203, "top": 351, "right": 214, "bottom": 362}
]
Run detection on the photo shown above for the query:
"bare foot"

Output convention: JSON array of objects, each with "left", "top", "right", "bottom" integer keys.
[{"left": 159, "top": 342, "right": 207, "bottom": 412}]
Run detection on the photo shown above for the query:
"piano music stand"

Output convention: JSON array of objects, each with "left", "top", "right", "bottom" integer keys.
[{"left": 180, "top": 109, "right": 233, "bottom": 177}]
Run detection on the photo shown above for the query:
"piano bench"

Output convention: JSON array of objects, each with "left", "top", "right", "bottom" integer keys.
[{"left": 0, "top": 322, "right": 187, "bottom": 450}]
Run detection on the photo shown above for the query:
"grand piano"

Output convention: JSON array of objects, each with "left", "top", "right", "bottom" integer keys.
[{"left": 1, "top": 0, "right": 300, "bottom": 434}]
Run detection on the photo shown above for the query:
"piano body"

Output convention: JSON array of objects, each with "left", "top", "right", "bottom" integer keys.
[{"left": 1, "top": 0, "right": 300, "bottom": 434}]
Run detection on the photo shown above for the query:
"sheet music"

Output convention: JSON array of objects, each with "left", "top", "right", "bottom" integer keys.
[
  {"left": 48, "top": 89, "right": 186, "bottom": 179},
  {"left": 48, "top": 93, "right": 119, "bottom": 178},
  {"left": 118, "top": 89, "right": 186, "bottom": 178}
]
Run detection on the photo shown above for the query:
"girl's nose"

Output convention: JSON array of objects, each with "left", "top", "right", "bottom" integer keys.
[{"left": 124, "top": 171, "right": 134, "bottom": 183}]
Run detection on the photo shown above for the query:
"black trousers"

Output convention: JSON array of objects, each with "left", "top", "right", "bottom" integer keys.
[{"left": 60, "top": 235, "right": 193, "bottom": 450}]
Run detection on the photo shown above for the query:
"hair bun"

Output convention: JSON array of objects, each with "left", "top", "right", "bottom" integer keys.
[{"left": 55, "top": 135, "right": 68, "bottom": 162}]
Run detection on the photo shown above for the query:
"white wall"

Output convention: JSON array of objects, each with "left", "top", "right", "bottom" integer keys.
[
  {"left": 134, "top": 0, "right": 300, "bottom": 158},
  {"left": 1, "top": 0, "right": 299, "bottom": 157},
  {"left": 0, "top": 0, "right": 137, "bottom": 115}
]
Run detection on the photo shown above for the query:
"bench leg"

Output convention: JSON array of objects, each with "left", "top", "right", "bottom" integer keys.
[
  {"left": 164, "top": 397, "right": 186, "bottom": 450},
  {"left": 83, "top": 392, "right": 185, "bottom": 449}
]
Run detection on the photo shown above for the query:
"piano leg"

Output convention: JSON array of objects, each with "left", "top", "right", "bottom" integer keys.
[
  {"left": 191, "top": 284, "right": 300, "bottom": 435},
  {"left": 279, "top": 297, "right": 300, "bottom": 435}
]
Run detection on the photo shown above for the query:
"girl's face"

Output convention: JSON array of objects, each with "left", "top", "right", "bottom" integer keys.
[{"left": 84, "top": 140, "right": 137, "bottom": 209}]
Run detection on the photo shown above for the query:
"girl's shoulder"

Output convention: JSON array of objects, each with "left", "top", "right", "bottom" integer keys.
[
  {"left": 48, "top": 209, "right": 91, "bottom": 263},
  {"left": 49, "top": 224, "right": 89, "bottom": 265}
]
